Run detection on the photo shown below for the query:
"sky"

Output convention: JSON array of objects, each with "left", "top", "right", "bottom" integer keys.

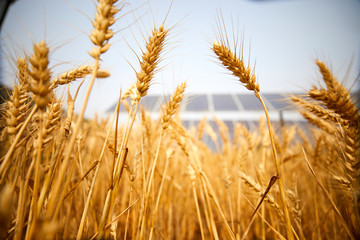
[{"left": 1, "top": 0, "right": 359, "bottom": 118}]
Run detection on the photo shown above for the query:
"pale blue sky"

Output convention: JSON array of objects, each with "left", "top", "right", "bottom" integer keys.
[{"left": 1, "top": 0, "right": 359, "bottom": 118}]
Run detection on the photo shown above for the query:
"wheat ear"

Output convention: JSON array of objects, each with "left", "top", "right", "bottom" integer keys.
[
  {"left": 135, "top": 24, "right": 168, "bottom": 100},
  {"left": 27, "top": 40, "right": 52, "bottom": 110},
  {"left": 299, "top": 110, "right": 337, "bottom": 135},
  {"left": 291, "top": 95, "right": 344, "bottom": 125},
  {"left": 88, "top": 0, "right": 119, "bottom": 59},
  {"left": 4, "top": 85, "right": 29, "bottom": 137},
  {"left": 16, "top": 58, "right": 30, "bottom": 89},
  {"left": 212, "top": 41, "right": 259, "bottom": 92},
  {"left": 64, "top": 90, "right": 75, "bottom": 137},
  {"left": 161, "top": 81, "right": 186, "bottom": 132},
  {"left": 51, "top": 65, "right": 110, "bottom": 88},
  {"left": 309, "top": 87, "right": 359, "bottom": 126},
  {"left": 41, "top": 100, "right": 61, "bottom": 146}
]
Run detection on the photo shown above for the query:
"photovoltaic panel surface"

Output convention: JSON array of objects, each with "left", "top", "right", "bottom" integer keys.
[
  {"left": 213, "top": 94, "right": 238, "bottom": 111},
  {"left": 141, "top": 95, "right": 160, "bottom": 111},
  {"left": 263, "top": 94, "right": 294, "bottom": 111},
  {"left": 236, "top": 94, "right": 263, "bottom": 110},
  {"left": 185, "top": 95, "right": 209, "bottom": 111}
]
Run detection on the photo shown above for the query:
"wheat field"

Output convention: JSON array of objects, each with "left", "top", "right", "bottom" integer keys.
[{"left": 0, "top": 0, "right": 359, "bottom": 239}]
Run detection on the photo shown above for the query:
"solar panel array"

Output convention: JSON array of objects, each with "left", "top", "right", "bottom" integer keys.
[
  {"left": 186, "top": 95, "right": 209, "bottom": 111},
  {"left": 113, "top": 92, "right": 300, "bottom": 113},
  {"left": 108, "top": 92, "right": 307, "bottom": 149},
  {"left": 110, "top": 92, "right": 306, "bottom": 130}
]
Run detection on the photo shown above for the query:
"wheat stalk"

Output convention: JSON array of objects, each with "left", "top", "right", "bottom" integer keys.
[
  {"left": 46, "top": 2, "right": 120, "bottom": 237},
  {"left": 212, "top": 36, "right": 294, "bottom": 240}
]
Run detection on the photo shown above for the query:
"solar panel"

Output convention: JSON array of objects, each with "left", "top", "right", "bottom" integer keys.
[
  {"left": 206, "top": 120, "right": 221, "bottom": 149},
  {"left": 270, "top": 121, "right": 282, "bottom": 130},
  {"left": 119, "top": 99, "right": 130, "bottom": 112},
  {"left": 107, "top": 102, "right": 118, "bottom": 112},
  {"left": 108, "top": 93, "right": 306, "bottom": 142},
  {"left": 237, "top": 121, "right": 252, "bottom": 130},
  {"left": 117, "top": 95, "right": 160, "bottom": 112},
  {"left": 141, "top": 95, "right": 161, "bottom": 111},
  {"left": 236, "top": 94, "right": 263, "bottom": 110},
  {"left": 213, "top": 94, "right": 238, "bottom": 111},
  {"left": 186, "top": 95, "right": 208, "bottom": 111},
  {"left": 263, "top": 94, "right": 293, "bottom": 111},
  {"left": 223, "top": 120, "right": 235, "bottom": 139},
  {"left": 202, "top": 134, "right": 218, "bottom": 151}
]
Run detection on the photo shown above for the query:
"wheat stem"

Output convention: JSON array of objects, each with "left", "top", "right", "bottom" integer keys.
[
  {"left": 201, "top": 171, "right": 237, "bottom": 239},
  {"left": 46, "top": 60, "right": 100, "bottom": 220},
  {"left": 193, "top": 185, "right": 206, "bottom": 240},
  {"left": 76, "top": 103, "right": 118, "bottom": 240},
  {"left": 149, "top": 147, "right": 170, "bottom": 240},
  {"left": 256, "top": 92, "right": 294, "bottom": 240},
  {"left": 96, "top": 101, "right": 139, "bottom": 239}
]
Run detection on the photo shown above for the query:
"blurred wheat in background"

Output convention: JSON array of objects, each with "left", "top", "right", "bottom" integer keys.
[{"left": 0, "top": 0, "right": 359, "bottom": 239}]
